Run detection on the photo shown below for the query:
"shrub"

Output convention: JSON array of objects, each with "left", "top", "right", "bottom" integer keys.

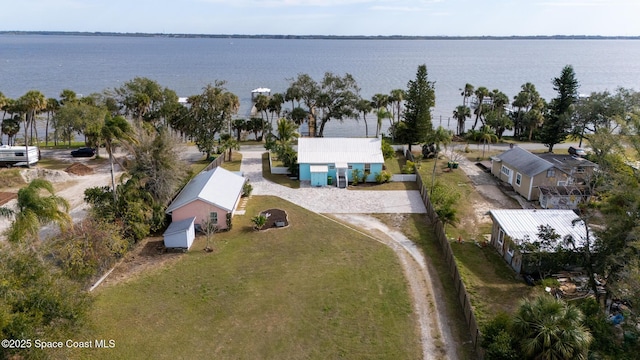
[
  {"left": 351, "top": 169, "right": 362, "bottom": 186},
  {"left": 242, "top": 182, "right": 253, "bottom": 197},
  {"left": 251, "top": 214, "right": 267, "bottom": 230},
  {"left": 376, "top": 170, "right": 392, "bottom": 184},
  {"left": 401, "top": 160, "right": 416, "bottom": 174},
  {"left": 381, "top": 139, "right": 395, "bottom": 160}
]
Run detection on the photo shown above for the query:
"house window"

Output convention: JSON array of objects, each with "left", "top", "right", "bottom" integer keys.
[
  {"left": 558, "top": 181, "right": 567, "bottom": 186},
  {"left": 547, "top": 169, "right": 555, "bottom": 178},
  {"left": 348, "top": 165, "right": 353, "bottom": 170},
  {"left": 328, "top": 164, "right": 335, "bottom": 170},
  {"left": 501, "top": 165, "right": 511, "bottom": 176},
  {"left": 209, "top": 212, "right": 218, "bottom": 225},
  {"left": 364, "top": 163, "right": 371, "bottom": 172},
  {"left": 507, "top": 246, "right": 515, "bottom": 256},
  {"left": 576, "top": 166, "right": 585, "bottom": 174},
  {"left": 515, "top": 173, "right": 522, "bottom": 186},
  {"left": 497, "top": 229, "right": 505, "bottom": 246}
]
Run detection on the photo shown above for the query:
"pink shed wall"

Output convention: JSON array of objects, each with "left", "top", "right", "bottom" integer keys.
[{"left": 171, "top": 200, "right": 230, "bottom": 230}]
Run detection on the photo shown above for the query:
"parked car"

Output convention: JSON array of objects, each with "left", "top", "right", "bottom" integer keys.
[
  {"left": 568, "top": 146, "right": 586, "bottom": 157},
  {"left": 71, "top": 147, "right": 96, "bottom": 157}
]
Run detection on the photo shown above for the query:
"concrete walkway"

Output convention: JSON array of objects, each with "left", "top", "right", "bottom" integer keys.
[{"left": 239, "top": 151, "right": 427, "bottom": 214}]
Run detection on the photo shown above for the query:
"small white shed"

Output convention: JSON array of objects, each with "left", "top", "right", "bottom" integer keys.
[{"left": 163, "top": 217, "right": 196, "bottom": 250}]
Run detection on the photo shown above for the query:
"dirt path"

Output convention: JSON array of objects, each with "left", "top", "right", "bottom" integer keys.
[{"left": 330, "top": 213, "right": 456, "bottom": 360}]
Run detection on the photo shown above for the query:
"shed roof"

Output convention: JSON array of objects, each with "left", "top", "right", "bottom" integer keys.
[
  {"left": 166, "top": 166, "right": 246, "bottom": 214},
  {"left": 490, "top": 209, "right": 589, "bottom": 249},
  {"left": 496, "top": 147, "right": 554, "bottom": 177},
  {"left": 163, "top": 216, "right": 196, "bottom": 236},
  {"left": 298, "top": 138, "right": 384, "bottom": 164}
]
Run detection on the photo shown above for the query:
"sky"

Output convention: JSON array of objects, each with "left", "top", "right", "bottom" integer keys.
[{"left": 2, "top": 0, "right": 639, "bottom": 36}]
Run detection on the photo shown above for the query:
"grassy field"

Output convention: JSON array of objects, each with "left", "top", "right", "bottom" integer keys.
[
  {"left": 413, "top": 150, "right": 535, "bottom": 325},
  {"left": 262, "top": 152, "right": 300, "bottom": 189},
  {"left": 62, "top": 196, "right": 421, "bottom": 359},
  {"left": 373, "top": 213, "right": 478, "bottom": 359},
  {"left": 348, "top": 181, "right": 419, "bottom": 191}
]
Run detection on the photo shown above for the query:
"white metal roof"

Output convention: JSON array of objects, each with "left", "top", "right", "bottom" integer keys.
[
  {"left": 163, "top": 216, "right": 195, "bottom": 236},
  {"left": 298, "top": 138, "right": 384, "bottom": 164},
  {"left": 166, "top": 166, "right": 246, "bottom": 214},
  {"left": 490, "top": 209, "right": 589, "bottom": 249}
]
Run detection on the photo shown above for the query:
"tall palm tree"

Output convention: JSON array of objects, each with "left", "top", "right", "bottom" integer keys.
[
  {"left": 375, "top": 107, "right": 391, "bottom": 138},
  {"left": 6, "top": 179, "right": 71, "bottom": 243},
  {"left": 472, "top": 86, "right": 489, "bottom": 130},
  {"left": 219, "top": 133, "right": 239, "bottom": 161},
  {"left": 0, "top": 91, "right": 7, "bottom": 144},
  {"left": 429, "top": 126, "right": 453, "bottom": 196},
  {"left": 355, "top": 98, "right": 373, "bottom": 137},
  {"left": 389, "top": 89, "right": 405, "bottom": 124},
  {"left": 478, "top": 125, "right": 499, "bottom": 158},
  {"left": 44, "top": 97, "right": 60, "bottom": 147},
  {"left": 453, "top": 105, "right": 471, "bottom": 135},
  {"left": 101, "top": 115, "right": 136, "bottom": 203},
  {"left": 461, "top": 83, "right": 474, "bottom": 107},
  {"left": 18, "top": 90, "right": 47, "bottom": 164},
  {"left": 513, "top": 295, "right": 592, "bottom": 360}
]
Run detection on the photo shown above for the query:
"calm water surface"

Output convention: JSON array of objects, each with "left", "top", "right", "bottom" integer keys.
[{"left": 2, "top": 35, "right": 640, "bottom": 136}]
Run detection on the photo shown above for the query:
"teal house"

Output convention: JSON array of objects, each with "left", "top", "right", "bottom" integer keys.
[{"left": 298, "top": 138, "right": 384, "bottom": 188}]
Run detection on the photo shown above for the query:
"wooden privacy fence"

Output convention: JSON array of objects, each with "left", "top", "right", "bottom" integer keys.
[
  {"left": 408, "top": 150, "right": 484, "bottom": 357},
  {"left": 204, "top": 154, "right": 225, "bottom": 172}
]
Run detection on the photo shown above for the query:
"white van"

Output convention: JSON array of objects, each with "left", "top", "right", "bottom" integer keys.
[{"left": 0, "top": 145, "right": 39, "bottom": 166}]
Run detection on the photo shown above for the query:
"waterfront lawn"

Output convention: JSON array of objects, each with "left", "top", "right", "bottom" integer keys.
[
  {"left": 64, "top": 196, "right": 421, "bottom": 359},
  {"left": 262, "top": 152, "right": 299, "bottom": 188}
]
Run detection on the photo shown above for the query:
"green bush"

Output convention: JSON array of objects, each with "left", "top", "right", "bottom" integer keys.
[
  {"left": 376, "top": 170, "right": 392, "bottom": 184},
  {"left": 401, "top": 160, "right": 416, "bottom": 174},
  {"left": 251, "top": 214, "right": 267, "bottom": 230},
  {"left": 381, "top": 139, "right": 395, "bottom": 160},
  {"left": 242, "top": 182, "right": 253, "bottom": 197}
]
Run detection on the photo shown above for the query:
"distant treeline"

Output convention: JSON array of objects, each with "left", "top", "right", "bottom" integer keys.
[{"left": 1, "top": 31, "right": 639, "bottom": 40}]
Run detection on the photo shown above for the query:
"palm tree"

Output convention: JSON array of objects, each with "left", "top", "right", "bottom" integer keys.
[
  {"left": 513, "top": 295, "right": 592, "bottom": 360},
  {"left": 6, "top": 179, "right": 71, "bottom": 243},
  {"left": 101, "top": 115, "right": 136, "bottom": 203},
  {"left": 429, "top": 126, "right": 453, "bottom": 196},
  {"left": 219, "top": 133, "right": 239, "bottom": 161},
  {"left": 18, "top": 90, "right": 47, "bottom": 164},
  {"left": 44, "top": 97, "right": 60, "bottom": 147},
  {"left": 472, "top": 86, "right": 489, "bottom": 130},
  {"left": 461, "top": 83, "right": 474, "bottom": 107},
  {"left": 375, "top": 107, "right": 391, "bottom": 138},
  {"left": 0, "top": 91, "right": 7, "bottom": 144},
  {"left": 453, "top": 105, "right": 471, "bottom": 135},
  {"left": 389, "top": 89, "right": 405, "bottom": 124},
  {"left": 355, "top": 98, "right": 373, "bottom": 137},
  {"left": 478, "top": 125, "right": 499, "bottom": 159}
]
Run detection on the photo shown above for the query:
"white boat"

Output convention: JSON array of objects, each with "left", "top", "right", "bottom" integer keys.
[{"left": 0, "top": 145, "right": 39, "bottom": 167}]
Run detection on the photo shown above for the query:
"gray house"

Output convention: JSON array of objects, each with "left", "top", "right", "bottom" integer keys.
[{"left": 491, "top": 147, "right": 557, "bottom": 201}]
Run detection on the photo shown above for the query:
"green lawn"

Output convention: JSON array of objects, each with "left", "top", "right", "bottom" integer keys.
[
  {"left": 262, "top": 152, "right": 300, "bottom": 189},
  {"left": 414, "top": 151, "right": 536, "bottom": 325},
  {"left": 348, "top": 181, "right": 419, "bottom": 191},
  {"left": 220, "top": 151, "right": 243, "bottom": 172},
  {"left": 384, "top": 150, "right": 408, "bottom": 174},
  {"left": 62, "top": 196, "right": 421, "bottom": 359},
  {"left": 373, "top": 213, "right": 477, "bottom": 360}
]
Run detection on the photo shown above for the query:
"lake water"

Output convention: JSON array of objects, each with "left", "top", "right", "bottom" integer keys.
[{"left": 2, "top": 35, "right": 640, "bottom": 137}]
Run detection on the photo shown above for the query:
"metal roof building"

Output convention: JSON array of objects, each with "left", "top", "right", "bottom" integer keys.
[
  {"left": 489, "top": 209, "right": 588, "bottom": 249},
  {"left": 297, "top": 137, "right": 384, "bottom": 164}
]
